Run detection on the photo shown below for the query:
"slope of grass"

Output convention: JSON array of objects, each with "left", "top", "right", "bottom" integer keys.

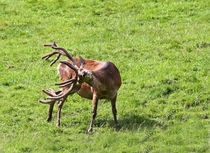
[{"left": 0, "top": 0, "right": 209, "bottom": 152}]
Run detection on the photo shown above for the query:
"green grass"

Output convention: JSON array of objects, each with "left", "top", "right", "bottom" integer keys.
[{"left": 0, "top": 0, "right": 209, "bottom": 152}]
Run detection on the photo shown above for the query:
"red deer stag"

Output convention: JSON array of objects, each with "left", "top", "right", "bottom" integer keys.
[{"left": 40, "top": 42, "right": 121, "bottom": 133}]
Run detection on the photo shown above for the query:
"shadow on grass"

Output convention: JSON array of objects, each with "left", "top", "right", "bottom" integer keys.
[{"left": 95, "top": 114, "right": 164, "bottom": 131}]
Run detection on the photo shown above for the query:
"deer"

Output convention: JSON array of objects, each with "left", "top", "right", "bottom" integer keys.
[{"left": 39, "top": 42, "right": 121, "bottom": 133}]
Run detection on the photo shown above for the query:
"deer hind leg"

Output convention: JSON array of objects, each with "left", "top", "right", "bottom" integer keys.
[
  {"left": 88, "top": 93, "right": 98, "bottom": 134},
  {"left": 111, "top": 94, "right": 119, "bottom": 131},
  {"left": 56, "top": 96, "right": 67, "bottom": 127}
]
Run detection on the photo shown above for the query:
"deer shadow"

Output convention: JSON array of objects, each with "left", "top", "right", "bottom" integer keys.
[{"left": 94, "top": 113, "right": 165, "bottom": 131}]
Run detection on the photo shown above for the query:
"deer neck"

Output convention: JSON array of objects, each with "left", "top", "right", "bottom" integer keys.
[{"left": 82, "top": 71, "right": 97, "bottom": 87}]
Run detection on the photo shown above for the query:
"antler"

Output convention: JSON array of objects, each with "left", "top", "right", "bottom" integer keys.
[
  {"left": 40, "top": 81, "right": 82, "bottom": 104},
  {"left": 39, "top": 88, "right": 61, "bottom": 104},
  {"left": 42, "top": 41, "right": 77, "bottom": 67},
  {"left": 40, "top": 42, "right": 85, "bottom": 104},
  {"left": 40, "top": 83, "right": 75, "bottom": 104}
]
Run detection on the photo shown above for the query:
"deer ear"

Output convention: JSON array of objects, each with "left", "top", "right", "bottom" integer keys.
[{"left": 79, "top": 56, "right": 85, "bottom": 68}]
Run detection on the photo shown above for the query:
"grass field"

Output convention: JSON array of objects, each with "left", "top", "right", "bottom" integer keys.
[{"left": 0, "top": 0, "right": 209, "bottom": 152}]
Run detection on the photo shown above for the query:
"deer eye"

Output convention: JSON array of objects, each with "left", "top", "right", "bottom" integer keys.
[{"left": 82, "top": 71, "right": 87, "bottom": 77}]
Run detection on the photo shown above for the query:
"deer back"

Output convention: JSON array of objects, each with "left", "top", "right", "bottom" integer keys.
[{"left": 57, "top": 58, "right": 121, "bottom": 100}]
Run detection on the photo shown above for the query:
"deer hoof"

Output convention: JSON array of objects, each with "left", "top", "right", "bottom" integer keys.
[
  {"left": 88, "top": 128, "right": 93, "bottom": 134},
  {"left": 46, "top": 117, "right": 52, "bottom": 122},
  {"left": 115, "top": 125, "right": 119, "bottom": 132},
  {"left": 56, "top": 123, "right": 60, "bottom": 127}
]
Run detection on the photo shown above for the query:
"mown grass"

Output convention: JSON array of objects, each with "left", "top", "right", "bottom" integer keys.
[{"left": 0, "top": 0, "right": 209, "bottom": 152}]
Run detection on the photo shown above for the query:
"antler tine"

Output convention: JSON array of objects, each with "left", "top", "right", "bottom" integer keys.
[
  {"left": 42, "top": 88, "right": 59, "bottom": 97},
  {"left": 43, "top": 41, "right": 57, "bottom": 47},
  {"left": 79, "top": 56, "right": 85, "bottom": 69},
  {"left": 42, "top": 89, "right": 55, "bottom": 97},
  {"left": 43, "top": 43, "right": 52, "bottom": 47},
  {"left": 42, "top": 51, "right": 64, "bottom": 66},
  {"left": 47, "top": 84, "right": 75, "bottom": 100},
  {"left": 39, "top": 99, "right": 56, "bottom": 104},
  {"left": 53, "top": 41, "right": 57, "bottom": 47},
  {"left": 55, "top": 78, "right": 76, "bottom": 88},
  {"left": 52, "top": 46, "right": 77, "bottom": 66},
  {"left": 44, "top": 43, "right": 54, "bottom": 47},
  {"left": 55, "top": 78, "right": 76, "bottom": 86},
  {"left": 50, "top": 54, "right": 61, "bottom": 66},
  {"left": 58, "top": 81, "right": 75, "bottom": 88},
  {"left": 42, "top": 51, "right": 60, "bottom": 59}
]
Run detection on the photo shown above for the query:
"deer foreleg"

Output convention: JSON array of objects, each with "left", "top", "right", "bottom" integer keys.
[
  {"left": 88, "top": 93, "right": 98, "bottom": 134},
  {"left": 46, "top": 102, "right": 55, "bottom": 122},
  {"left": 56, "top": 96, "right": 67, "bottom": 127}
]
